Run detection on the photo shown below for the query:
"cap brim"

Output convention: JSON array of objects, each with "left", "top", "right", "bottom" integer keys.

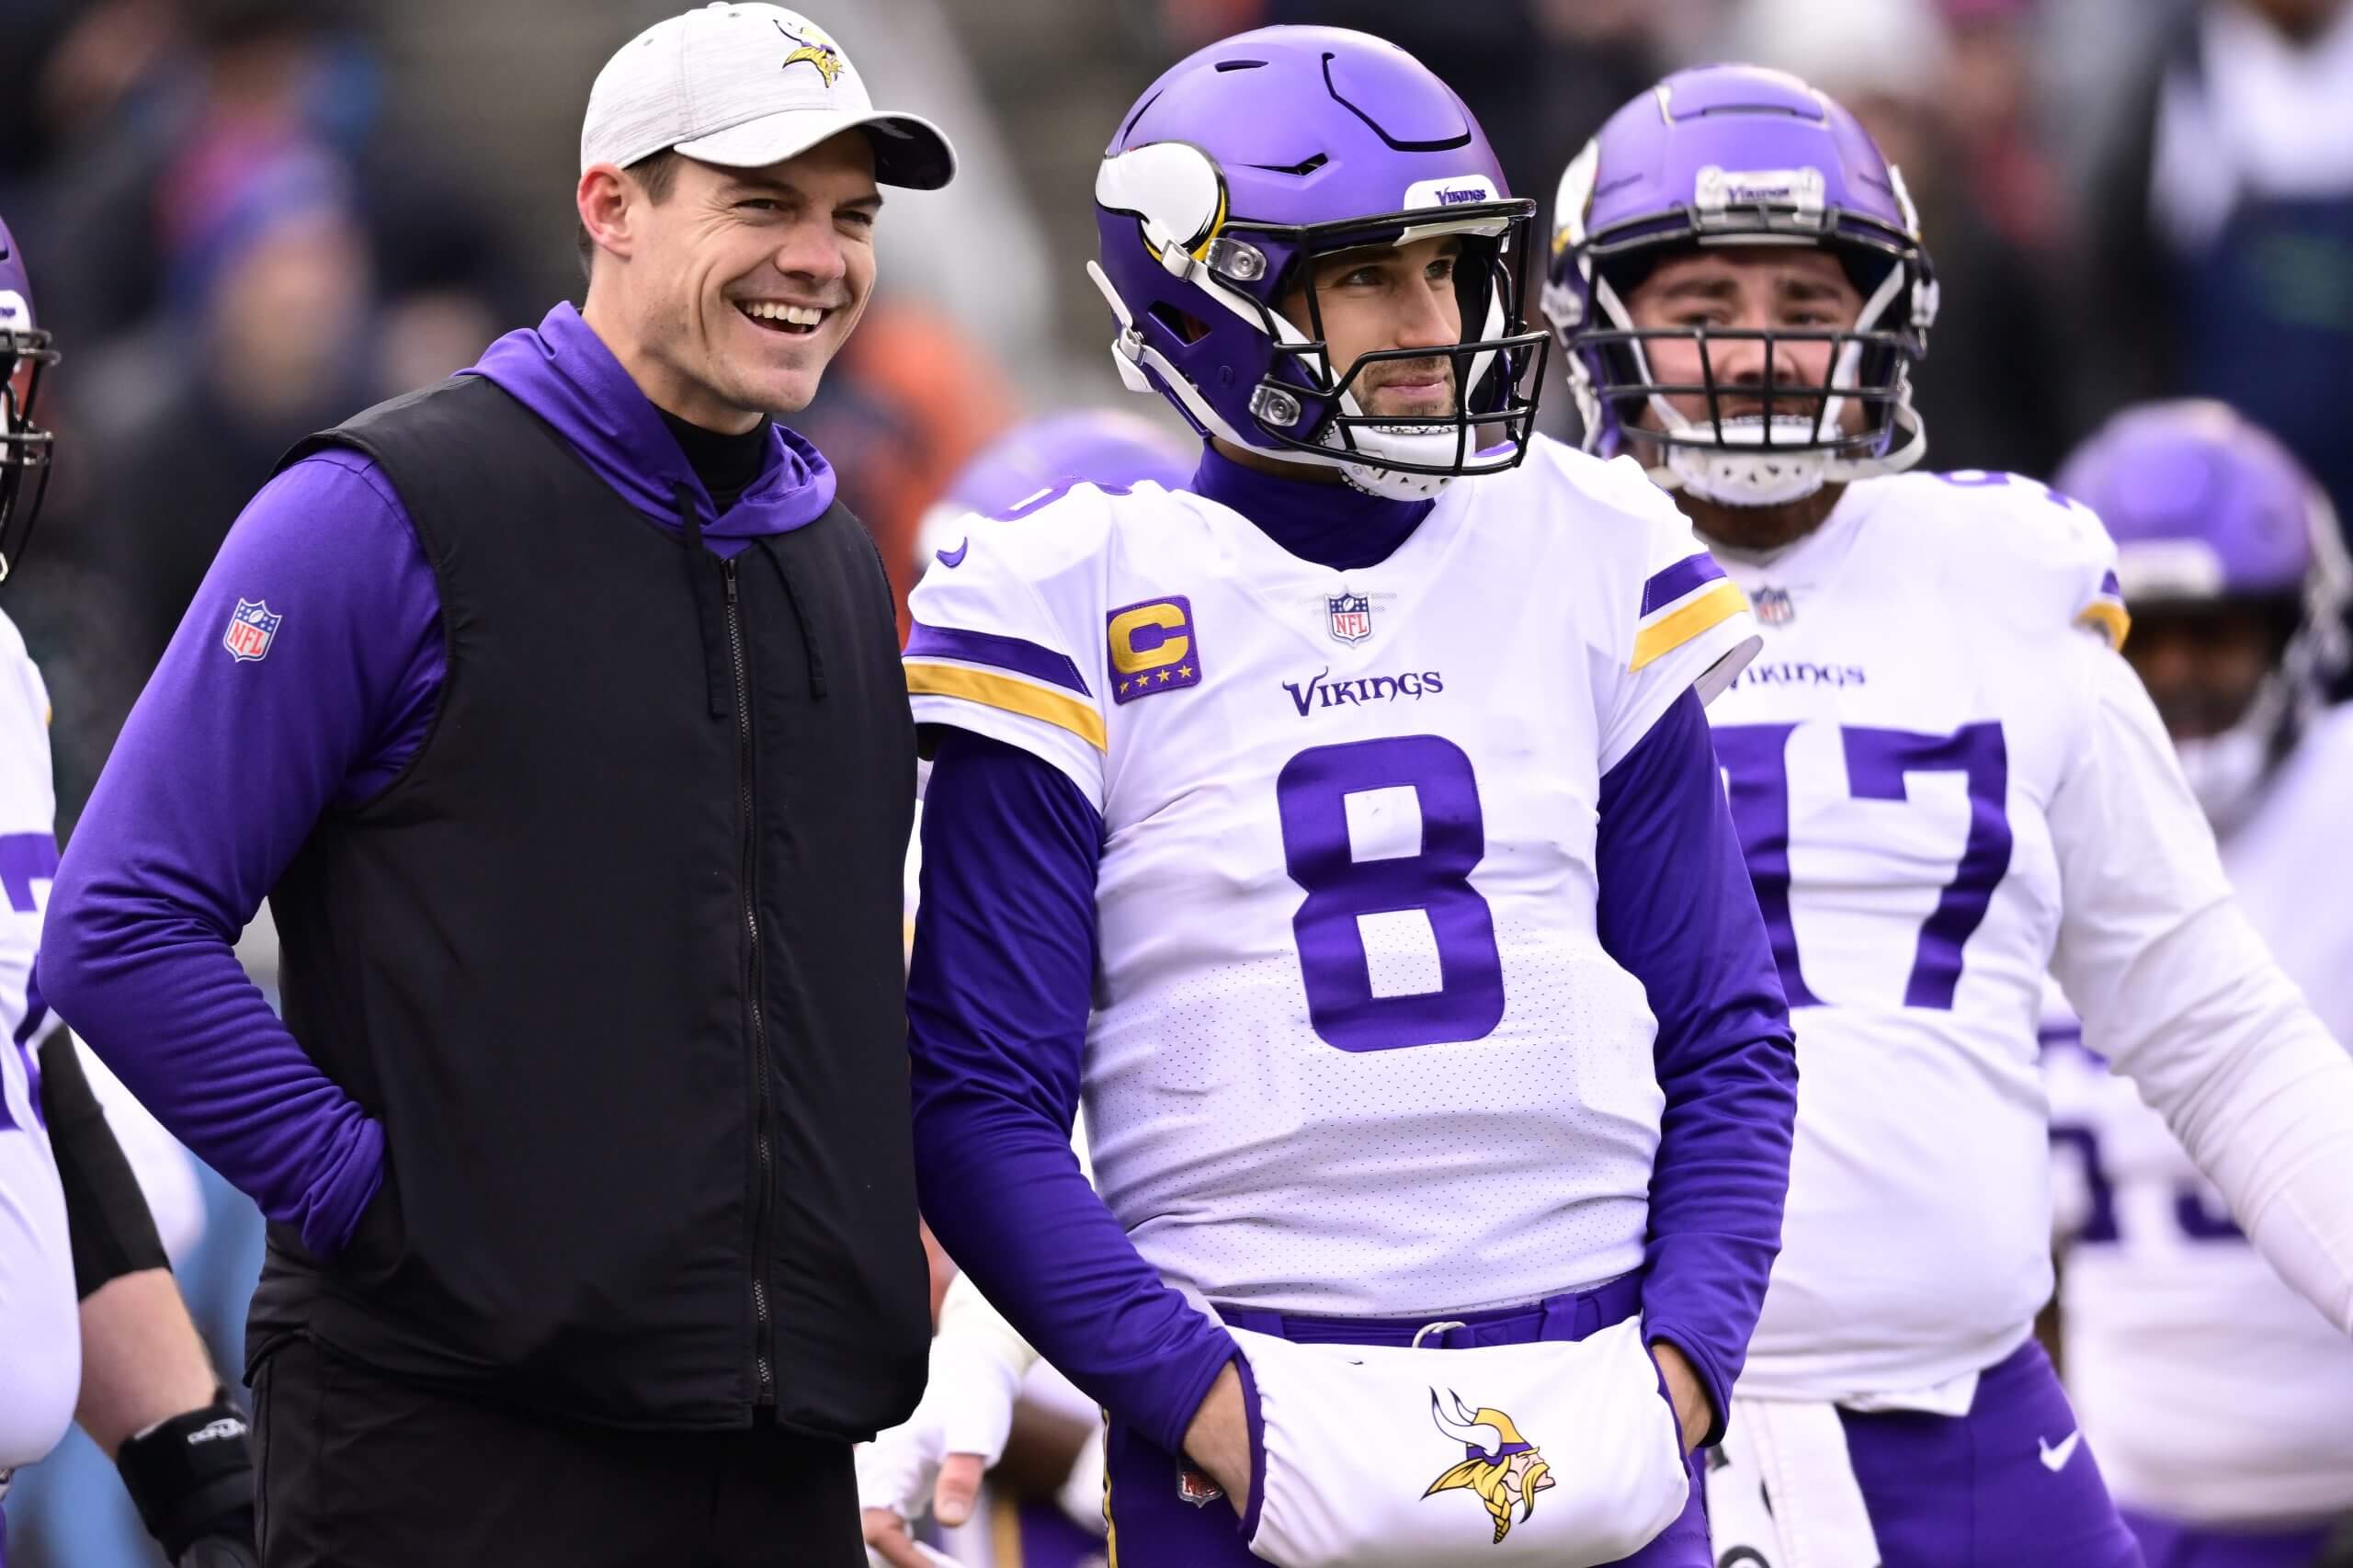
[{"left": 673, "top": 109, "right": 956, "bottom": 190}]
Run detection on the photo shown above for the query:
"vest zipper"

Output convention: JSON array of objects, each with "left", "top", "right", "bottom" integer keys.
[{"left": 724, "top": 559, "right": 777, "bottom": 1407}]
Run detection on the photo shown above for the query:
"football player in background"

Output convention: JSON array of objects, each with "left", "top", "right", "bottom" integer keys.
[
  {"left": 1546, "top": 65, "right": 2353, "bottom": 1568},
  {"left": 909, "top": 408, "right": 1193, "bottom": 587},
  {"left": 869, "top": 410, "right": 1188, "bottom": 1568},
  {"left": 904, "top": 27, "right": 1796, "bottom": 1568},
  {"left": 2042, "top": 401, "right": 2353, "bottom": 1568},
  {"left": 0, "top": 214, "right": 257, "bottom": 1568}
]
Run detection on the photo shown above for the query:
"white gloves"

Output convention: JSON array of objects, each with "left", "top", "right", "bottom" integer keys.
[{"left": 858, "top": 1272, "right": 1040, "bottom": 1562}]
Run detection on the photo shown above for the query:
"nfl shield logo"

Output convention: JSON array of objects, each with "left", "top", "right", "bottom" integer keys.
[
  {"left": 222, "top": 599, "right": 282, "bottom": 662},
  {"left": 1754, "top": 586, "right": 1795, "bottom": 625},
  {"left": 1176, "top": 1465, "right": 1225, "bottom": 1508},
  {"left": 1326, "top": 592, "right": 1372, "bottom": 644}
]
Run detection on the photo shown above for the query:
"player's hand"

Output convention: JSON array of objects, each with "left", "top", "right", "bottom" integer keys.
[
  {"left": 1648, "top": 1340, "right": 1711, "bottom": 1453},
  {"left": 1180, "top": 1359, "right": 1253, "bottom": 1519},
  {"left": 862, "top": 1499, "right": 967, "bottom": 1568},
  {"left": 858, "top": 1326, "right": 1022, "bottom": 1564}
]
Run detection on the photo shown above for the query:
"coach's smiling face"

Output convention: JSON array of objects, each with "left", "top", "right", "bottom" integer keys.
[{"left": 578, "top": 131, "right": 881, "bottom": 432}]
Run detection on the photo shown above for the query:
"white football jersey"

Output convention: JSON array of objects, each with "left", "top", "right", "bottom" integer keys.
[
  {"left": 0, "top": 605, "right": 78, "bottom": 1469},
  {"left": 907, "top": 437, "right": 1758, "bottom": 1317},
  {"left": 2045, "top": 700, "right": 2353, "bottom": 1525},
  {"left": 1703, "top": 470, "right": 2143, "bottom": 1402}
]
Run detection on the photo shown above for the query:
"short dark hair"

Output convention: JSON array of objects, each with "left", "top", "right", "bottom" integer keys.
[{"left": 576, "top": 150, "right": 685, "bottom": 282}]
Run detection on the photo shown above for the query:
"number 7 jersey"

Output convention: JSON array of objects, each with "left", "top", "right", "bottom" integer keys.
[
  {"left": 1704, "top": 470, "right": 2145, "bottom": 1401},
  {"left": 905, "top": 437, "right": 1758, "bottom": 1317}
]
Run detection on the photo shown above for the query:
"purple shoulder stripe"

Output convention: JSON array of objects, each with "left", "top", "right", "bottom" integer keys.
[
  {"left": 905, "top": 622, "right": 1092, "bottom": 697},
  {"left": 1640, "top": 552, "right": 1727, "bottom": 616}
]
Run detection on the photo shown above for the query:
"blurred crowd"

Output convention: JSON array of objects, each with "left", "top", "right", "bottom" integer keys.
[{"left": 5, "top": 0, "right": 2353, "bottom": 1560}]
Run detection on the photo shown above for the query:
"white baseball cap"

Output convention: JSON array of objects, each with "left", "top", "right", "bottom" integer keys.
[{"left": 581, "top": 4, "right": 957, "bottom": 189}]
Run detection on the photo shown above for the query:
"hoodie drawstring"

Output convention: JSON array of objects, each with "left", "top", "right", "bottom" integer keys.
[
  {"left": 676, "top": 484, "right": 731, "bottom": 720},
  {"left": 758, "top": 536, "right": 827, "bottom": 700}
]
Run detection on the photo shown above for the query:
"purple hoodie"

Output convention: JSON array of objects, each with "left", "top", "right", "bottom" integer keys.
[{"left": 40, "top": 303, "right": 838, "bottom": 1255}]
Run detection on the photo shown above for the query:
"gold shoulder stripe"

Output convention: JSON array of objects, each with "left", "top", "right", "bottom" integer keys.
[
  {"left": 1631, "top": 579, "right": 1749, "bottom": 671},
  {"left": 906, "top": 661, "right": 1108, "bottom": 751},
  {"left": 2076, "top": 600, "right": 2131, "bottom": 651}
]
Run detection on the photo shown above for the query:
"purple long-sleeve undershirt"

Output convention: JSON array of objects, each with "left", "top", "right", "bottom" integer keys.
[
  {"left": 40, "top": 453, "right": 439, "bottom": 1255},
  {"left": 908, "top": 730, "right": 1239, "bottom": 1456},
  {"left": 1597, "top": 687, "right": 1796, "bottom": 1440},
  {"left": 907, "top": 690, "right": 1795, "bottom": 1452}
]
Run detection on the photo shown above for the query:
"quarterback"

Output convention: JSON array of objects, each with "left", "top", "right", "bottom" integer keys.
[
  {"left": 904, "top": 28, "right": 1796, "bottom": 1568},
  {"left": 1545, "top": 65, "right": 2353, "bottom": 1567},
  {"left": 2042, "top": 402, "right": 2353, "bottom": 1568}
]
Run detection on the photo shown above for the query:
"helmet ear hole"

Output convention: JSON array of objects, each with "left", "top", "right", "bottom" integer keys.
[{"left": 1148, "top": 302, "right": 1212, "bottom": 346}]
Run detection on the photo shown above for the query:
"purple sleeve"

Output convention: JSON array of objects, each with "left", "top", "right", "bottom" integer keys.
[
  {"left": 41, "top": 450, "right": 444, "bottom": 1256},
  {"left": 1597, "top": 687, "right": 1796, "bottom": 1444},
  {"left": 907, "top": 728, "right": 1237, "bottom": 1456}
]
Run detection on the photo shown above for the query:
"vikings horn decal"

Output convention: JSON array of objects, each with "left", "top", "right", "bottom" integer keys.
[
  {"left": 1423, "top": 1389, "right": 1554, "bottom": 1544},
  {"left": 775, "top": 19, "right": 844, "bottom": 85}
]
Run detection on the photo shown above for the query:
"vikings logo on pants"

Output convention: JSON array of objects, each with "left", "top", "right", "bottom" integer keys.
[{"left": 1423, "top": 1391, "right": 1554, "bottom": 1544}]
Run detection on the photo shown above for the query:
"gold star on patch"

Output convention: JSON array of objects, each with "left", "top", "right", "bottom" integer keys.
[
  {"left": 1158, "top": 669, "right": 1173, "bottom": 683},
  {"left": 1177, "top": 665, "right": 1194, "bottom": 678}
]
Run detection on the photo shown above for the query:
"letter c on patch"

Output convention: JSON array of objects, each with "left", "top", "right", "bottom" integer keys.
[{"left": 1108, "top": 599, "right": 1192, "bottom": 676}]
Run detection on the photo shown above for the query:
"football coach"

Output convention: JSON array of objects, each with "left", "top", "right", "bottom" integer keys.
[{"left": 42, "top": 7, "right": 954, "bottom": 1564}]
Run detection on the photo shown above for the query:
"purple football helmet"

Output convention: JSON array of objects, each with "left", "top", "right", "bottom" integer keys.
[
  {"left": 0, "top": 214, "right": 57, "bottom": 582},
  {"left": 915, "top": 408, "right": 1196, "bottom": 573},
  {"left": 2056, "top": 400, "right": 2351, "bottom": 826},
  {"left": 1090, "top": 27, "right": 1547, "bottom": 499},
  {"left": 1542, "top": 65, "right": 1938, "bottom": 508}
]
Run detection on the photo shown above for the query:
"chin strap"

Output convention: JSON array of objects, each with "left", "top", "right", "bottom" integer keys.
[{"left": 1086, "top": 262, "right": 1160, "bottom": 397}]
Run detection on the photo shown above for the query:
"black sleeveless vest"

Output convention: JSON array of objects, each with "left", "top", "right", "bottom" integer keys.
[{"left": 248, "top": 374, "right": 926, "bottom": 1436}]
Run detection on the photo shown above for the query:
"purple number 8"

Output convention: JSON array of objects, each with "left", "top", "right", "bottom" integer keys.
[
  {"left": 1275, "top": 735, "right": 1506, "bottom": 1052},
  {"left": 1716, "top": 722, "right": 2011, "bottom": 1011}
]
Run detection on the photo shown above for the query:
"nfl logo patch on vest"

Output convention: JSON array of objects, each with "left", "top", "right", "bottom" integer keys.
[
  {"left": 1754, "top": 587, "right": 1794, "bottom": 625},
  {"left": 1327, "top": 592, "right": 1372, "bottom": 643},
  {"left": 222, "top": 599, "right": 282, "bottom": 662}
]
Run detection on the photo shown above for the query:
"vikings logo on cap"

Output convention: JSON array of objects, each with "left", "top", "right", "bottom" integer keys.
[
  {"left": 1423, "top": 1390, "right": 1553, "bottom": 1545},
  {"left": 774, "top": 18, "right": 844, "bottom": 86},
  {"left": 222, "top": 599, "right": 282, "bottom": 663}
]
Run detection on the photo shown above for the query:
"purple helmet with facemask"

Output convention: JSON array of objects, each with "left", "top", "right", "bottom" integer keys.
[
  {"left": 914, "top": 408, "right": 1196, "bottom": 575},
  {"left": 1090, "top": 28, "right": 1548, "bottom": 500},
  {"left": 2056, "top": 400, "right": 2352, "bottom": 829},
  {"left": 1542, "top": 65, "right": 1938, "bottom": 508},
  {"left": 0, "top": 215, "right": 58, "bottom": 582}
]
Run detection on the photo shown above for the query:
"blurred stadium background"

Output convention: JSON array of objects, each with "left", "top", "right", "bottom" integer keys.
[{"left": 4, "top": 0, "right": 2347, "bottom": 1560}]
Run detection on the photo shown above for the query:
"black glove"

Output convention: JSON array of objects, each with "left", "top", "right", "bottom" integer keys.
[{"left": 116, "top": 1393, "right": 260, "bottom": 1568}]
